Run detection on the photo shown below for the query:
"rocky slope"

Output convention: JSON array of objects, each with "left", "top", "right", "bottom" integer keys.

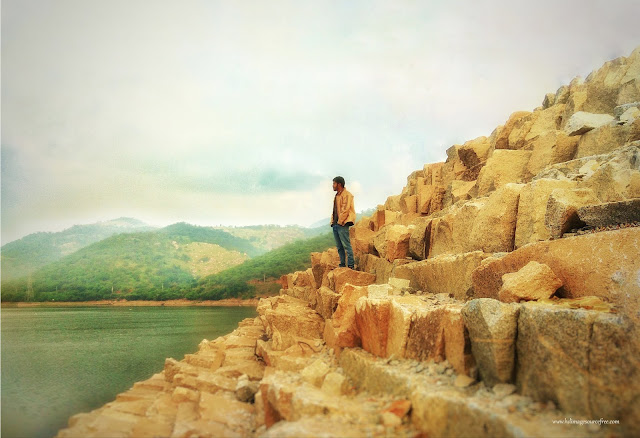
[{"left": 56, "top": 47, "right": 640, "bottom": 437}]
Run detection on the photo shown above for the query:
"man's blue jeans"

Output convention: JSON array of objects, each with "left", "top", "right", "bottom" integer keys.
[{"left": 332, "top": 224, "right": 354, "bottom": 268}]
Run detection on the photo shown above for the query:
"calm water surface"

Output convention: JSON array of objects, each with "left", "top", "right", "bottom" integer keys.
[{"left": 1, "top": 306, "right": 257, "bottom": 438}]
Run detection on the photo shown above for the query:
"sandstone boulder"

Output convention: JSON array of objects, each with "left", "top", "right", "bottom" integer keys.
[
  {"left": 515, "top": 178, "right": 579, "bottom": 248},
  {"left": 260, "top": 296, "right": 325, "bottom": 351},
  {"left": 324, "top": 267, "right": 376, "bottom": 294},
  {"left": 575, "top": 122, "right": 634, "bottom": 158},
  {"left": 476, "top": 150, "right": 533, "bottom": 196},
  {"left": 469, "top": 184, "right": 523, "bottom": 253},
  {"left": 577, "top": 198, "right": 640, "bottom": 228},
  {"left": 383, "top": 224, "right": 412, "bottom": 262},
  {"left": 515, "top": 302, "right": 639, "bottom": 429},
  {"left": 544, "top": 188, "right": 599, "bottom": 239},
  {"left": 311, "top": 249, "right": 340, "bottom": 287},
  {"left": 324, "top": 284, "right": 370, "bottom": 350},
  {"left": 405, "top": 302, "right": 474, "bottom": 375},
  {"left": 394, "top": 251, "right": 490, "bottom": 301},
  {"left": 315, "top": 286, "right": 340, "bottom": 320},
  {"left": 525, "top": 130, "right": 580, "bottom": 178},
  {"left": 349, "top": 223, "right": 376, "bottom": 259},
  {"left": 358, "top": 253, "right": 393, "bottom": 284},
  {"left": 416, "top": 184, "right": 445, "bottom": 215},
  {"left": 498, "top": 261, "right": 562, "bottom": 303},
  {"left": 472, "top": 227, "right": 640, "bottom": 315},
  {"left": 462, "top": 299, "right": 520, "bottom": 387},
  {"left": 355, "top": 296, "right": 393, "bottom": 357},
  {"left": 564, "top": 111, "right": 615, "bottom": 136},
  {"left": 494, "top": 111, "right": 532, "bottom": 150},
  {"left": 408, "top": 217, "right": 432, "bottom": 260},
  {"left": 430, "top": 200, "right": 486, "bottom": 257}
]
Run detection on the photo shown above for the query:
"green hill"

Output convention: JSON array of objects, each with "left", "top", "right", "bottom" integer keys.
[
  {"left": 1, "top": 223, "right": 259, "bottom": 302},
  {"left": 214, "top": 224, "right": 326, "bottom": 252},
  {"left": 190, "top": 232, "right": 335, "bottom": 300},
  {"left": 0, "top": 218, "right": 155, "bottom": 281},
  {"left": 1, "top": 222, "right": 333, "bottom": 303}
]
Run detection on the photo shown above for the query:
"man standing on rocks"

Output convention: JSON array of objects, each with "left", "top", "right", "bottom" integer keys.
[{"left": 331, "top": 176, "right": 356, "bottom": 269}]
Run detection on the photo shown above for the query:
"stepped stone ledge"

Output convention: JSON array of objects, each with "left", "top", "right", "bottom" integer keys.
[{"left": 57, "top": 47, "right": 640, "bottom": 437}]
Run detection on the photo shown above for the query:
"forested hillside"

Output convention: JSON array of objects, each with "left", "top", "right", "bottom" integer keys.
[
  {"left": 189, "top": 232, "right": 335, "bottom": 300},
  {"left": 1, "top": 222, "right": 334, "bottom": 303},
  {"left": 0, "top": 218, "right": 155, "bottom": 280}
]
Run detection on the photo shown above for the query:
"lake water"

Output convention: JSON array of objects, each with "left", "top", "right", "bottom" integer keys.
[{"left": 1, "top": 306, "right": 257, "bottom": 438}]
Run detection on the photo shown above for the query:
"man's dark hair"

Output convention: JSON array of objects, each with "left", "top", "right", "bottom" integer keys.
[{"left": 333, "top": 176, "right": 346, "bottom": 187}]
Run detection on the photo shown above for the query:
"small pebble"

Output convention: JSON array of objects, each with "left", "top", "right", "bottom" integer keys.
[
  {"left": 454, "top": 375, "right": 475, "bottom": 388},
  {"left": 381, "top": 412, "right": 402, "bottom": 427},
  {"left": 492, "top": 383, "right": 516, "bottom": 399}
]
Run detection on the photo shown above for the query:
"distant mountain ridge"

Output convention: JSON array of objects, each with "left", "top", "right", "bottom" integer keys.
[
  {"left": 1, "top": 220, "right": 333, "bottom": 302},
  {"left": 1, "top": 217, "right": 156, "bottom": 280},
  {"left": 308, "top": 207, "right": 377, "bottom": 228}
]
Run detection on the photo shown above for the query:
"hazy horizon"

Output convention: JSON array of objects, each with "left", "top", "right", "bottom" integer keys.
[{"left": 3, "top": 0, "right": 640, "bottom": 244}]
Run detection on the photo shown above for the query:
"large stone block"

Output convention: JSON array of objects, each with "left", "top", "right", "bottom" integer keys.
[
  {"left": 349, "top": 223, "right": 376, "bottom": 259},
  {"left": 583, "top": 55, "right": 633, "bottom": 114},
  {"left": 494, "top": 111, "right": 532, "bottom": 150},
  {"left": 507, "top": 111, "right": 540, "bottom": 150},
  {"left": 323, "top": 284, "right": 370, "bottom": 350},
  {"left": 462, "top": 299, "right": 520, "bottom": 387},
  {"left": 515, "top": 178, "right": 578, "bottom": 248},
  {"left": 383, "top": 224, "right": 412, "bottom": 262},
  {"left": 260, "top": 296, "right": 325, "bottom": 351},
  {"left": 404, "top": 302, "right": 474, "bottom": 375},
  {"left": 311, "top": 248, "right": 339, "bottom": 287},
  {"left": 430, "top": 200, "right": 485, "bottom": 257},
  {"left": 577, "top": 198, "right": 640, "bottom": 228},
  {"left": 564, "top": 111, "right": 615, "bottom": 136},
  {"left": 394, "top": 251, "right": 490, "bottom": 300},
  {"left": 526, "top": 130, "right": 580, "bottom": 178},
  {"left": 470, "top": 184, "right": 523, "bottom": 253},
  {"left": 584, "top": 144, "right": 640, "bottom": 202},
  {"left": 408, "top": 217, "right": 432, "bottom": 260},
  {"left": 472, "top": 227, "right": 640, "bottom": 314},
  {"left": 513, "top": 301, "right": 640, "bottom": 430},
  {"left": 476, "top": 150, "right": 533, "bottom": 196},
  {"left": 387, "top": 297, "right": 419, "bottom": 358},
  {"left": 358, "top": 253, "right": 393, "bottom": 284},
  {"left": 315, "top": 286, "right": 340, "bottom": 320},
  {"left": 324, "top": 267, "right": 376, "bottom": 294},
  {"left": 588, "top": 313, "right": 640, "bottom": 432},
  {"left": 544, "top": 188, "right": 599, "bottom": 239},
  {"left": 523, "top": 104, "right": 566, "bottom": 145},
  {"left": 575, "top": 122, "right": 634, "bottom": 158},
  {"left": 498, "top": 261, "right": 562, "bottom": 303},
  {"left": 354, "top": 296, "right": 392, "bottom": 357},
  {"left": 516, "top": 304, "right": 595, "bottom": 415}
]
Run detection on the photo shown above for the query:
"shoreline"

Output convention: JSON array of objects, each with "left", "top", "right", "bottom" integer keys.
[{"left": 1, "top": 298, "right": 260, "bottom": 308}]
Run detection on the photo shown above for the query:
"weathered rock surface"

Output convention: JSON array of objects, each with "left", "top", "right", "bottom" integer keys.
[
  {"left": 498, "top": 261, "right": 563, "bottom": 303},
  {"left": 462, "top": 299, "right": 520, "bottom": 387},
  {"left": 516, "top": 302, "right": 640, "bottom": 429},
  {"left": 394, "top": 251, "right": 490, "bottom": 300},
  {"left": 577, "top": 198, "right": 640, "bottom": 228},
  {"left": 564, "top": 111, "right": 615, "bottom": 135},
  {"left": 472, "top": 227, "right": 640, "bottom": 314}
]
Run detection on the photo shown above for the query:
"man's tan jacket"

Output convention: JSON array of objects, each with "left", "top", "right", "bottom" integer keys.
[{"left": 331, "top": 189, "right": 356, "bottom": 226}]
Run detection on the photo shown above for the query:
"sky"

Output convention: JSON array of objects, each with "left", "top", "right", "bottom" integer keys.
[{"left": 2, "top": 0, "right": 640, "bottom": 244}]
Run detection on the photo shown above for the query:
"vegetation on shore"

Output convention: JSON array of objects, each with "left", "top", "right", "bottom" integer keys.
[{"left": 1, "top": 222, "right": 333, "bottom": 303}]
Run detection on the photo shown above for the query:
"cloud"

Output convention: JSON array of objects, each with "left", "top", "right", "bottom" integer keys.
[{"left": 2, "top": 0, "right": 640, "bottom": 243}]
